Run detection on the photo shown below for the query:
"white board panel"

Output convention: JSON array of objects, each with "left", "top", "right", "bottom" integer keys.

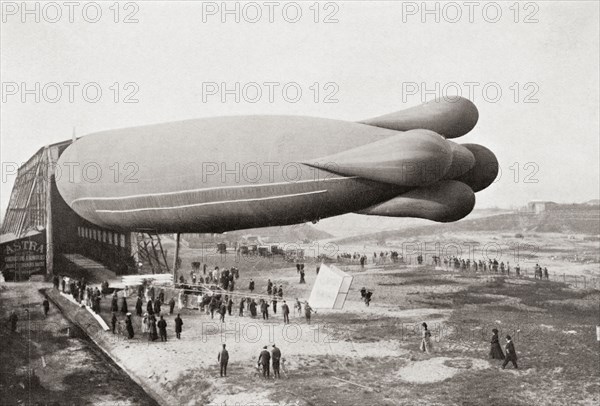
[{"left": 308, "top": 264, "right": 353, "bottom": 309}]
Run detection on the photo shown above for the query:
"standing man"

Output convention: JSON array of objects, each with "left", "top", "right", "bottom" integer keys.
[
  {"left": 147, "top": 298, "right": 154, "bottom": 316},
  {"left": 136, "top": 295, "right": 143, "bottom": 317},
  {"left": 154, "top": 298, "right": 162, "bottom": 315},
  {"left": 261, "top": 300, "right": 269, "bottom": 320},
  {"left": 169, "top": 296, "right": 176, "bottom": 315},
  {"left": 42, "top": 298, "right": 50, "bottom": 317},
  {"left": 227, "top": 297, "right": 233, "bottom": 316},
  {"left": 271, "top": 344, "right": 281, "bottom": 378},
  {"left": 219, "top": 301, "right": 227, "bottom": 323},
  {"left": 258, "top": 346, "right": 271, "bottom": 378},
  {"left": 239, "top": 298, "right": 245, "bottom": 317},
  {"left": 94, "top": 295, "right": 101, "bottom": 314},
  {"left": 121, "top": 296, "right": 128, "bottom": 314},
  {"left": 502, "top": 335, "right": 518, "bottom": 369},
  {"left": 304, "top": 302, "right": 314, "bottom": 324},
  {"left": 111, "top": 293, "right": 119, "bottom": 312},
  {"left": 267, "top": 279, "right": 273, "bottom": 295},
  {"left": 249, "top": 279, "right": 255, "bottom": 293},
  {"left": 111, "top": 313, "right": 118, "bottom": 334},
  {"left": 218, "top": 344, "right": 229, "bottom": 377},
  {"left": 209, "top": 297, "right": 217, "bottom": 319},
  {"left": 282, "top": 301, "right": 290, "bottom": 324},
  {"left": 158, "top": 315, "right": 168, "bottom": 342},
  {"left": 174, "top": 313, "right": 183, "bottom": 339}
]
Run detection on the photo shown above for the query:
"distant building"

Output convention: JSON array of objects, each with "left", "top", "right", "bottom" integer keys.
[{"left": 527, "top": 201, "right": 557, "bottom": 214}]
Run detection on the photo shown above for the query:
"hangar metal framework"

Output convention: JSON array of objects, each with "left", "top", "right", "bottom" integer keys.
[
  {"left": 1, "top": 145, "right": 55, "bottom": 238},
  {"left": 0, "top": 140, "right": 170, "bottom": 279}
]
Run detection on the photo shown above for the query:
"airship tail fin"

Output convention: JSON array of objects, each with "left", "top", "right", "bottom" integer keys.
[
  {"left": 449, "top": 143, "right": 499, "bottom": 192},
  {"left": 359, "top": 96, "right": 479, "bottom": 139},
  {"left": 356, "top": 180, "right": 475, "bottom": 222},
  {"left": 443, "top": 140, "right": 476, "bottom": 180},
  {"left": 302, "top": 129, "right": 453, "bottom": 187}
]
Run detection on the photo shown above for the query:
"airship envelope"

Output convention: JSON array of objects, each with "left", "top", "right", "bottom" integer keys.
[{"left": 55, "top": 97, "right": 496, "bottom": 233}]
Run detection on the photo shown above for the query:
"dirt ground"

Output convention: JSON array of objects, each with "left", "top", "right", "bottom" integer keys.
[
  {"left": 0, "top": 282, "right": 159, "bottom": 406},
  {"left": 64, "top": 243, "right": 600, "bottom": 406},
  {"left": 4, "top": 231, "right": 599, "bottom": 405}
]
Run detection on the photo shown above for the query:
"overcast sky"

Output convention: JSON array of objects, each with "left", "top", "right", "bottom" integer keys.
[{"left": 1, "top": 1, "right": 599, "bottom": 226}]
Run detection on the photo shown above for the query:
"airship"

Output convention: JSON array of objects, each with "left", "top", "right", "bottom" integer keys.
[{"left": 56, "top": 97, "right": 498, "bottom": 233}]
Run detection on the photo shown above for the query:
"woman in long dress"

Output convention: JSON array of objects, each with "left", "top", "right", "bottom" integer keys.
[
  {"left": 490, "top": 328, "right": 505, "bottom": 360},
  {"left": 149, "top": 314, "right": 158, "bottom": 341},
  {"left": 178, "top": 290, "right": 184, "bottom": 310},
  {"left": 420, "top": 322, "right": 433, "bottom": 353},
  {"left": 125, "top": 313, "right": 134, "bottom": 339},
  {"left": 111, "top": 293, "right": 119, "bottom": 312},
  {"left": 121, "top": 296, "right": 128, "bottom": 314}
]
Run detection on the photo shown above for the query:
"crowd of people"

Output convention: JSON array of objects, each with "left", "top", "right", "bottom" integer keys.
[
  {"left": 178, "top": 266, "right": 240, "bottom": 291},
  {"left": 439, "top": 256, "right": 550, "bottom": 279},
  {"left": 418, "top": 323, "right": 518, "bottom": 369},
  {"left": 329, "top": 250, "right": 551, "bottom": 280},
  {"left": 37, "top": 259, "right": 527, "bottom": 380},
  {"left": 216, "top": 343, "right": 285, "bottom": 379},
  {"left": 48, "top": 263, "right": 320, "bottom": 344},
  {"left": 336, "top": 251, "right": 403, "bottom": 266}
]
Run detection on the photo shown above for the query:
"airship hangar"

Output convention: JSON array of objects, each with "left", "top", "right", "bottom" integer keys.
[
  {"left": 0, "top": 139, "right": 168, "bottom": 281},
  {"left": 0, "top": 97, "right": 498, "bottom": 281}
]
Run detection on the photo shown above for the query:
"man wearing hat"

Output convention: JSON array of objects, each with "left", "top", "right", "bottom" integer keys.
[
  {"left": 157, "top": 315, "right": 168, "bottom": 342},
  {"left": 258, "top": 346, "right": 271, "bottom": 378},
  {"left": 282, "top": 301, "right": 290, "bottom": 324},
  {"left": 135, "top": 295, "right": 143, "bottom": 317},
  {"left": 174, "top": 313, "right": 183, "bottom": 339},
  {"left": 218, "top": 344, "right": 229, "bottom": 377},
  {"left": 502, "top": 335, "right": 518, "bottom": 369},
  {"left": 304, "top": 302, "right": 314, "bottom": 324},
  {"left": 271, "top": 344, "right": 282, "bottom": 378}
]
